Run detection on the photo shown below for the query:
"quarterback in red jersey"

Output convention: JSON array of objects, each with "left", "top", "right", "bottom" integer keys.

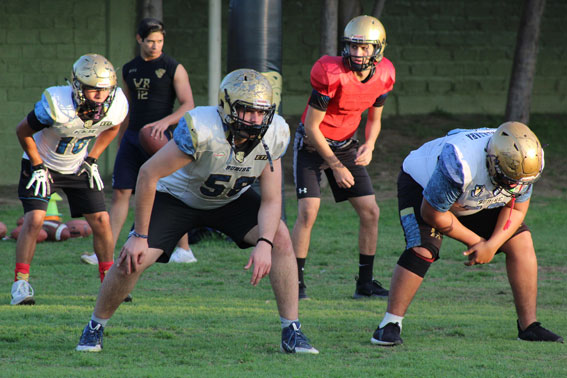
[{"left": 291, "top": 15, "right": 395, "bottom": 300}]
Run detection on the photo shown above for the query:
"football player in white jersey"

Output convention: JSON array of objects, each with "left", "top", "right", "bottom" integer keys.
[
  {"left": 371, "top": 122, "right": 563, "bottom": 345},
  {"left": 76, "top": 69, "right": 319, "bottom": 354},
  {"left": 11, "top": 54, "right": 128, "bottom": 306}
]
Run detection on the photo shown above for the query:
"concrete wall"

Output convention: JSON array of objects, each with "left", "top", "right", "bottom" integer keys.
[{"left": 1, "top": 0, "right": 566, "bottom": 185}]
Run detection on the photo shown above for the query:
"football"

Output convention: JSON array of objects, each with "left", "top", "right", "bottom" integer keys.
[
  {"left": 42, "top": 220, "right": 71, "bottom": 241},
  {"left": 0, "top": 221, "right": 7, "bottom": 238},
  {"left": 66, "top": 219, "right": 92, "bottom": 238},
  {"left": 139, "top": 126, "right": 174, "bottom": 155},
  {"left": 11, "top": 225, "right": 48, "bottom": 242}
]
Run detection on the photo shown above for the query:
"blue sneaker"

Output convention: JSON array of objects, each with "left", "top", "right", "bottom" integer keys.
[
  {"left": 76, "top": 320, "right": 104, "bottom": 352},
  {"left": 281, "top": 321, "right": 319, "bottom": 354}
]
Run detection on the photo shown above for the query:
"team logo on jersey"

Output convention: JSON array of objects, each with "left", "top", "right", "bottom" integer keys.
[
  {"left": 155, "top": 68, "right": 166, "bottom": 79},
  {"left": 255, "top": 155, "right": 268, "bottom": 160},
  {"left": 83, "top": 120, "right": 93, "bottom": 129},
  {"left": 471, "top": 185, "right": 484, "bottom": 197},
  {"left": 235, "top": 151, "right": 245, "bottom": 162}
]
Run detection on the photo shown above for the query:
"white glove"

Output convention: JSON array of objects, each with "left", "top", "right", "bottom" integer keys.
[
  {"left": 26, "top": 163, "right": 53, "bottom": 198},
  {"left": 78, "top": 157, "right": 104, "bottom": 190}
]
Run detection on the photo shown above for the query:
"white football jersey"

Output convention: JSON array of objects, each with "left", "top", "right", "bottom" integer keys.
[
  {"left": 23, "top": 85, "right": 128, "bottom": 174},
  {"left": 403, "top": 128, "right": 532, "bottom": 216},
  {"left": 157, "top": 106, "right": 290, "bottom": 210}
]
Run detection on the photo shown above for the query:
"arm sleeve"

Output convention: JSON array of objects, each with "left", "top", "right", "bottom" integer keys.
[
  {"left": 308, "top": 89, "right": 331, "bottom": 111},
  {"left": 26, "top": 111, "right": 50, "bottom": 131},
  {"left": 423, "top": 160, "right": 463, "bottom": 212},
  {"left": 372, "top": 92, "right": 389, "bottom": 108}
]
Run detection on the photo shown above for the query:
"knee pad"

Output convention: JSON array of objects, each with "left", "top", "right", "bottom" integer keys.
[{"left": 397, "top": 248, "right": 434, "bottom": 278}]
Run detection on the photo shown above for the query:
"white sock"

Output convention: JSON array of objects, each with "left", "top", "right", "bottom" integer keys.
[
  {"left": 379, "top": 312, "right": 404, "bottom": 331},
  {"left": 174, "top": 247, "right": 193, "bottom": 254},
  {"left": 280, "top": 317, "right": 299, "bottom": 329},
  {"left": 91, "top": 314, "right": 109, "bottom": 327}
]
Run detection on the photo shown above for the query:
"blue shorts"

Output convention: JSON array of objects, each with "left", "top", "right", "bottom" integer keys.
[{"left": 112, "top": 129, "right": 151, "bottom": 190}]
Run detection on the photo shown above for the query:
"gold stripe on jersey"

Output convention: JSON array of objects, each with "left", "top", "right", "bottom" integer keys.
[{"left": 44, "top": 89, "right": 57, "bottom": 121}]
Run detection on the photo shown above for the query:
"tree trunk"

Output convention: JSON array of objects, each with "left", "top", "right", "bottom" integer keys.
[
  {"left": 338, "top": 0, "right": 362, "bottom": 47},
  {"left": 371, "top": 0, "right": 386, "bottom": 19},
  {"left": 505, "top": 0, "right": 546, "bottom": 124},
  {"left": 320, "top": 0, "right": 339, "bottom": 56},
  {"left": 139, "top": 0, "right": 163, "bottom": 20}
]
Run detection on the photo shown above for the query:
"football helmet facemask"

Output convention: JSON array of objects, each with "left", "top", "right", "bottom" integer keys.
[
  {"left": 218, "top": 69, "right": 276, "bottom": 161},
  {"left": 70, "top": 54, "right": 117, "bottom": 122},
  {"left": 342, "top": 15, "right": 387, "bottom": 71},
  {"left": 486, "top": 121, "right": 544, "bottom": 197}
]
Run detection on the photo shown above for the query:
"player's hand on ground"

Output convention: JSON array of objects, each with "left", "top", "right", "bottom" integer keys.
[
  {"left": 355, "top": 143, "right": 373, "bottom": 166},
  {"left": 463, "top": 239, "right": 497, "bottom": 266},
  {"left": 331, "top": 165, "right": 355, "bottom": 188},
  {"left": 244, "top": 243, "right": 272, "bottom": 286},
  {"left": 117, "top": 236, "right": 148, "bottom": 274},
  {"left": 78, "top": 157, "right": 104, "bottom": 190},
  {"left": 26, "top": 164, "right": 53, "bottom": 198},
  {"left": 144, "top": 121, "right": 170, "bottom": 140}
]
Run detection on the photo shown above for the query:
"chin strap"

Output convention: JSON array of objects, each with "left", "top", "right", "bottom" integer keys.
[
  {"left": 503, "top": 197, "right": 516, "bottom": 231},
  {"left": 261, "top": 138, "right": 274, "bottom": 172}
]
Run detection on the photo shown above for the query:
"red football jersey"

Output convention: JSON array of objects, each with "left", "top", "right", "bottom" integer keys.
[{"left": 301, "top": 56, "right": 395, "bottom": 141}]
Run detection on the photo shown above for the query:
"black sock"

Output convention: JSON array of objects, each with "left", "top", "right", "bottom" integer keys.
[
  {"left": 297, "top": 258, "right": 306, "bottom": 288},
  {"left": 358, "top": 254, "right": 375, "bottom": 283}
]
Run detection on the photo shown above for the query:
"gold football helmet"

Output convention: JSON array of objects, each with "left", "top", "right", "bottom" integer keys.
[
  {"left": 218, "top": 69, "right": 276, "bottom": 146},
  {"left": 342, "top": 15, "right": 387, "bottom": 71},
  {"left": 486, "top": 121, "right": 544, "bottom": 196},
  {"left": 70, "top": 54, "right": 117, "bottom": 120}
]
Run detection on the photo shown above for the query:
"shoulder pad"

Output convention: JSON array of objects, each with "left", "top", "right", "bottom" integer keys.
[{"left": 310, "top": 56, "right": 345, "bottom": 97}]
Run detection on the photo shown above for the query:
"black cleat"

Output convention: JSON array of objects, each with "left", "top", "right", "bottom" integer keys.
[
  {"left": 518, "top": 320, "right": 563, "bottom": 343},
  {"left": 371, "top": 322, "right": 403, "bottom": 346},
  {"left": 299, "top": 286, "right": 309, "bottom": 300},
  {"left": 353, "top": 278, "right": 389, "bottom": 299}
]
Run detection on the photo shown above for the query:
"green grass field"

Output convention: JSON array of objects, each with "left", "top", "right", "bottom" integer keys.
[{"left": 1, "top": 114, "right": 566, "bottom": 377}]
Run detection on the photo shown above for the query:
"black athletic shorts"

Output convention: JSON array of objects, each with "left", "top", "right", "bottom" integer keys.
[
  {"left": 397, "top": 170, "right": 529, "bottom": 260},
  {"left": 18, "top": 159, "right": 106, "bottom": 217},
  {"left": 293, "top": 124, "right": 374, "bottom": 202},
  {"left": 148, "top": 188, "right": 261, "bottom": 263}
]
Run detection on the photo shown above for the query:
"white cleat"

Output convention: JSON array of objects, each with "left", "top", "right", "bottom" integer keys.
[
  {"left": 80, "top": 252, "right": 99, "bottom": 265},
  {"left": 169, "top": 247, "right": 197, "bottom": 263},
  {"left": 11, "top": 280, "right": 35, "bottom": 305}
]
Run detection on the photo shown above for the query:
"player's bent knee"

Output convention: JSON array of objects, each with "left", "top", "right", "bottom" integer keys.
[
  {"left": 273, "top": 223, "right": 294, "bottom": 256},
  {"left": 397, "top": 247, "right": 435, "bottom": 278}
]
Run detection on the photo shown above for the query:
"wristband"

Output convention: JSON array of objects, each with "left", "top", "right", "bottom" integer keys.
[
  {"left": 85, "top": 156, "right": 98, "bottom": 164},
  {"left": 257, "top": 237, "right": 274, "bottom": 248},
  {"left": 32, "top": 163, "right": 46, "bottom": 171},
  {"left": 129, "top": 230, "right": 149, "bottom": 239}
]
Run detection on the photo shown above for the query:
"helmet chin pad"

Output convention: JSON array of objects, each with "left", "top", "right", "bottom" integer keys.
[{"left": 77, "top": 98, "right": 107, "bottom": 122}]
